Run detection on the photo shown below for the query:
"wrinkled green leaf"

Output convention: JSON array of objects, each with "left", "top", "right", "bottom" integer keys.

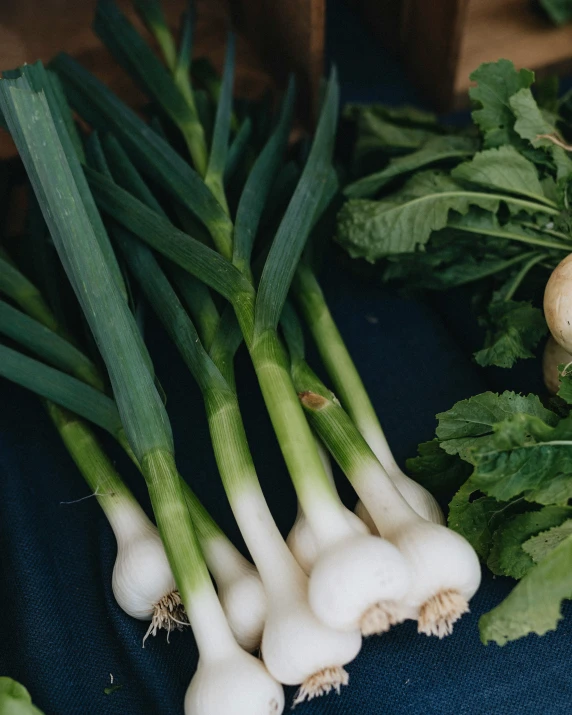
[
  {"left": 474, "top": 300, "right": 547, "bottom": 368},
  {"left": 469, "top": 60, "right": 534, "bottom": 148},
  {"left": 448, "top": 480, "right": 519, "bottom": 560},
  {"left": 488, "top": 506, "right": 572, "bottom": 578},
  {"left": 336, "top": 171, "right": 498, "bottom": 261},
  {"left": 480, "top": 533, "right": 572, "bottom": 645},
  {"left": 510, "top": 88, "right": 572, "bottom": 180},
  {"left": 451, "top": 145, "right": 548, "bottom": 204},
  {"left": 471, "top": 412, "right": 572, "bottom": 502},
  {"left": 524, "top": 518, "right": 572, "bottom": 563},
  {"left": 345, "top": 135, "right": 477, "bottom": 198},
  {"left": 405, "top": 439, "right": 472, "bottom": 497},
  {"left": 435, "top": 391, "right": 557, "bottom": 460}
]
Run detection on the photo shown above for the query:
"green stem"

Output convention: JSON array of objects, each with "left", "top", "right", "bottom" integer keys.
[
  {"left": 203, "top": 388, "right": 260, "bottom": 495},
  {"left": 502, "top": 253, "right": 546, "bottom": 302},
  {"left": 451, "top": 223, "right": 571, "bottom": 252},
  {"left": 245, "top": 327, "right": 343, "bottom": 535},
  {"left": 292, "top": 263, "right": 395, "bottom": 470},
  {"left": 0, "top": 256, "right": 60, "bottom": 334},
  {"left": 519, "top": 221, "right": 572, "bottom": 243},
  {"left": 47, "top": 402, "right": 141, "bottom": 523},
  {"left": 140, "top": 450, "right": 207, "bottom": 591}
]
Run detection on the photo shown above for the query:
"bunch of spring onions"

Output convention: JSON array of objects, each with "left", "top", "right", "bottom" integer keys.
[{"left": 0, "top": 1, "right": 481, "bottom": 712}]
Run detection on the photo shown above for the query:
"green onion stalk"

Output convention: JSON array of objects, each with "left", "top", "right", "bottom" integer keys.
[
  {"left": 78, "top": 48, "right": 414, "bottom": 640},
  {"left": 280, "top": 305, "right": 481, "bottom": 638},
  {"left": 0, "top": 77, "right": 287, "bottom": 715},
  {"left": 95, "top": 0, "right": 209, "bottom": 177},
  {"left": 0, "top": 236, "right": 267, "bottom": 652},
  {"left": 98, "top": 136, "right": 362, "bottom": 701},
  {"left": 291, "top": 261, "right": 444, "bottom": 526}
]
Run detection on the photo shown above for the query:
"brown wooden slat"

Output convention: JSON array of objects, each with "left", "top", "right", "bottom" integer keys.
[
  {"left": 230, "top": 0, "right": 325, "bottom": 124},
  {"left": 0, "top": 0, "right": 323, "bottom": 158}
]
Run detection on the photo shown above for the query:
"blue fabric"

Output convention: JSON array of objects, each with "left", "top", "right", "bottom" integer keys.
[{"left": 2, "top": 2, "right": 572, "bottom": 713}]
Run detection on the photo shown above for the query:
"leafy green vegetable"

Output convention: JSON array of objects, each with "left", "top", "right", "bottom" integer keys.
[
  {"left": 557, "top": 364, "right": 572, "bottom": 403},
  {"left": 488, "top": 506, "right": 572, "bottom": 578},
  {"left": 469, "top": 60, "right": 534, "bottom": 149},
  {"left": 451, "top": 146, "right": 549, "bottom": 204},
  {"left": 435, "top": 390, "right": 556, "bottom": 460},
  {"left": 344, "top": 135, "right": 477, "bottom": 198},
  {"left": 523, "top": 518, "right": 572, "bottom": 562},
  {"left": 448, "top": 480, "right": 519, "bottom": 560},
  {"left": 337, "top": 171, "right": 498, "bottom": 261},
  {"left": 471, "top": 412, "right": 572, "bottom": 502},
  {"left": 474, "top": 300, "right": 548, "bottom": 368},
  {"left": 0, "top": 678, "right": 44, "bottom": 714},
  {"left": 405, "top": 438, "right": 472, "bottom": 497},
  {"left": 337, "top": 58, "right": 572, "bottom": 367},
  {"left": 415, "top": 385, "right": 572, "bottom": 643},
  {"left": 480, "top": 534, "right": 572, "bottom": 645},
  {"left": 510, "top": 88, "right": 572, "bottom": 180}
]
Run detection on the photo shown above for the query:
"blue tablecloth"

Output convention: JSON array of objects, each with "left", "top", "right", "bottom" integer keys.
[{"left": 1, "top": 2, "right": 571, "bottom": 713}]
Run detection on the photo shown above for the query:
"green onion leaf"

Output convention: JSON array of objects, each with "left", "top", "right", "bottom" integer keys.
[
  {"left": 204, "top": 33, "right": 235, "bottom": 211},
  {"left": 0, "top": 300, "right": 104, "bottom": 390},
  {"left": 86, "top": 166, "right": 253, "bottom": 302},
  {"left": 13, "top": 61, "right": 127, "bottom": 301},
  {"left": 233, "top": 77, "right": 296, "bottom": 274},
  {"left": 254, "top": 69, "right": 339, "bottom": 334},
  {"left": 51, "top": 53, "right": 233, "bottom": 257},
  {"left": 0, "top": 77, "right": 172, "bottom": 460},
  {"left": 0, "top": 343, "right": 121, "bottom": 436}
]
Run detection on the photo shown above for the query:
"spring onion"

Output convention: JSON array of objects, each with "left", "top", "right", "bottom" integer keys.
[
  {"left": 100, "top": 136, "right": 362, "bottom": 701},
  {"left": 0, "top": 76, "right": 283, "bottom": 714}
]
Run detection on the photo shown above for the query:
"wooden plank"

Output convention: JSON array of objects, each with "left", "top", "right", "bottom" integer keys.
[
  {"left": 0, "top": 0, "right": 289, "bottom": 159},
  {"left": 230, "top": 0, "right": 325, "bottom": 124},
  {"left": 454, "top": 0, "right": 572, "bottom": 108},
  {"left": 399, "top": 0, "right": 469, "bottom": 111}
]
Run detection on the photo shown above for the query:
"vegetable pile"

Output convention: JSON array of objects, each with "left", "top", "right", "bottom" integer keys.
[
  {"left": 338, "top": 59, "right": 572, "bottom": 372},
  {"left": 0, "top": 1, "right": 482, "bottom": 713}
]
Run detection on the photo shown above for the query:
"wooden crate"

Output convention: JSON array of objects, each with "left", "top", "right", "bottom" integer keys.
[
  {"left": 0, "top": 0, "right": 324, "bottom": 159},
  {"left": 353, "top": 0, "right": 572, "bottom": 111}
]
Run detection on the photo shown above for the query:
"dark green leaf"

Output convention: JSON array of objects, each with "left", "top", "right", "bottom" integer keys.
[
  {"left": 0, "top": 300, "right": 103, "bottom": 390},
  {"left": 469, "top": 59, "right": 534, "bottom": 148},
  {"left": 0, "top": 344, "right": 121, "bottom": 436},
  {"left": 451, "top": 145, "right": 550, "bottom": 204},
  {"left": 0, "top": 78, "right": 171, "bottom": 460},
  {"left": 435, "top": 390, "right": 557, "bottom": 460},
  {"left": 480, "top": 533, "right": 572, "bottom": 645},
  {"left": 448, "top": 480, "right": 519, "bottom": 561},
  {"left": 510, "top": 88, "right": 572, "bottom": 180},
  {"left": 51, "top": 53, "right": 232, "bottom": 257},
  {"left": 344, "top": 135, "right": 477, "bottom": 198},
  {"left": 471, "top": 412, "right": 572, "bottom": 502},
  {"left": 233, "top": 78, "right": 295, "bottom": 272},
  {"left": 255, "top": 70, "right": 339, "bottom": 333},
  {"left": 86, "top": 166, "right": 253, "bottom": 303},
  {"left": 474, "top": 300, "right": 547, "bottom": 368},
  {"left": 488, "top": 506, "right": 572, "bottom": 578},
  {"left": 405, "top": 439, "right": 472, "bottom": 497},
  {"left": 336, "top": 171, "right": 499, "bottom": 262},
  {"left": 205, "top": 33, "right": 235, "bottom": 190}
]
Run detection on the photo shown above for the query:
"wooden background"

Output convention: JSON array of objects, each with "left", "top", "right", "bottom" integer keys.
[{"left": 0, "top": 0, "right": 325, "bottom": 158}]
